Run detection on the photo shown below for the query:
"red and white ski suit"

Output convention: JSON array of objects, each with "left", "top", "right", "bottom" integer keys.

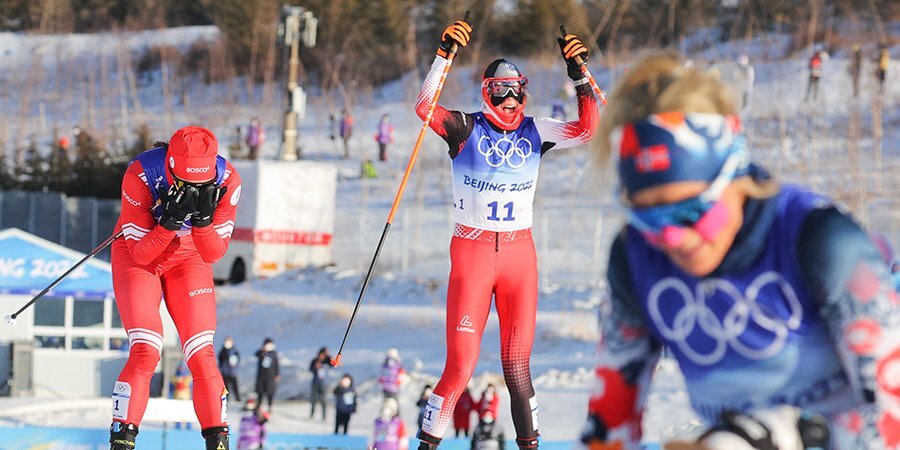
[
  {"left": 415, "top": 54, "right": 599, "bottom": 445},
  {"left": 111, "top": 150, "right": 241, "bottom": 430}
]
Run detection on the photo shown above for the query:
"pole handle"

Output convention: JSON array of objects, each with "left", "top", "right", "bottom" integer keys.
[{"left": 559, "top": 24, "right": 607, "bottom": 105}]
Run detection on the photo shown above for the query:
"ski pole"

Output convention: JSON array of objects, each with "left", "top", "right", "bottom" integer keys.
[
  {"left": 331, "top": 12, "right": 471, "bottom": 367},
  {"left": 4, "top": 230, "right": 124, "bottom": 326},
  {"left": 560, "top": 25, "right": 607, "bottom": 106}
]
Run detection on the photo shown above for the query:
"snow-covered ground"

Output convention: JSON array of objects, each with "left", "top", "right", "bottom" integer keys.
[{"left": 0, "top": 22, "right": 897, "bottom": 446}]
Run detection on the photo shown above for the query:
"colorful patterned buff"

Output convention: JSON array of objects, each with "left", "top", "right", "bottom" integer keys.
[{"left": 613, "top": 112, "right": 749, "bottom": 195}]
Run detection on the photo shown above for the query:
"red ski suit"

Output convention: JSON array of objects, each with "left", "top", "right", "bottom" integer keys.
[
  {"left": 415, "top": 55, "right": 598, "bottom": 445},
  {"left": 111, "top": 147, "right": 241, "bottom": 430}
]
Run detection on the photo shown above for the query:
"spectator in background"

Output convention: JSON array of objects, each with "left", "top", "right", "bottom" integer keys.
[
  {"left": 476, "top": 384, "right": 499, "bottom": 421},
  {"left": 737, "top": 54, "right": 754, "bottom": 111},
  {"left": 362, "top": 159, "right": 379, "bottom": 179},
  {"left": 334, "top": 373, "right": 358, "bottom": 435},
  {"left": 876, "top": 45, "right": 889, "bottom": 94},
  {"left": 806, "top": 49, "right": 825, "bottom": 100},
  {"left": 218, "top": 336, "right": 241, "bottom": 402},
  {"left": 375, "top": 113, "right": 395, "bottom": 162},
  {"left": 453, "top": 387, "right": 475, "bottom": 438},
  {"left": 372, "top": 397, "right": 408, "bottom": 450},
  {"left": 551, "top": 80, "right": 575, "bottom": 120},
  {"left": 255, "top": 337, "right": 280, "bottom": 412},
  {"left": 470, "top": 411, "right": 504, "bottom": 450},
  {"left": 309, "top": 346, "right": 331, "bottom": 421},
  {"left": 237, "top": 398, "right": 270, "bottom": 450},
  {"left": 416, "top": 384, "right": 434, "bottom": 429},
  {"left": 171, "top": 362, "right": 193, "bottom": 430},
  {"left": 246, "top": 117, "right": 265, "bottom": 160},
  {"left": 110, "top": 337, "right": 128, "bottom": 351},
  {"left": 339, "top": 109, "right": 354, "bottom": 160},
  {"left": 378, "top": 348, "right": 407, "bottom": 400},
  {"left": 850, "top": 44, "right": 862, "bottom": 97},
  {"left": 171, "top": 362, "right": 192, "bottom": 401}
]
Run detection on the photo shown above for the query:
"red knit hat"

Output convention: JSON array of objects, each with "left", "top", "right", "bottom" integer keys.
[{"left": 167, "top": 126, "right": 219, "bottom": 183}]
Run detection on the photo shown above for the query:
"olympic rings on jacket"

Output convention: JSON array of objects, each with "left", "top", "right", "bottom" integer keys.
[
  {"left": 647, "top": 271, "right": 804, "bottom": 366},
  {"left": 477, "top": 135, "right": 533, "bottom": 169}
]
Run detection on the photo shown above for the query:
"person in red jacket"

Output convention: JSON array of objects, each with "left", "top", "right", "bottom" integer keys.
[
  {"left": 109, "top": 126, "right": 242, "bottom": 450},
  {"left": 453, "top": 387, "right": 475, "bottom": 437},
  {"left": 476, "top": 384, "right": 500, "bottom": 421}
]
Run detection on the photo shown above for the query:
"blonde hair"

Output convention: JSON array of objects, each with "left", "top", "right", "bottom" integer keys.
[
  {"left": 596, "top": 51, "right": 736, "bottom": 163},
  {"left": 597, "top": 51, "right": 777, "bottom": 198}
]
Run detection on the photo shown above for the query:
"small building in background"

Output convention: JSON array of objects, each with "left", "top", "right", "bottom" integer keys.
[{"left": 0, "top": 228, "right": 179, "bottom": 398}]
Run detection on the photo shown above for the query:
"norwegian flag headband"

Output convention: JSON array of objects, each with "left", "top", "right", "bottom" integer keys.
[{"left": 612, "top": 112, "right": 750, "bottom": 195}]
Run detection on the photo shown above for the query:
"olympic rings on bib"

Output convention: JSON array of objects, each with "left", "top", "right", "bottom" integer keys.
[
  {"left": 647, "top": 271, "right": 804, "bottom": 366},
  {"left": 477, "top": 135, "right": 533, "bottom": 169}
]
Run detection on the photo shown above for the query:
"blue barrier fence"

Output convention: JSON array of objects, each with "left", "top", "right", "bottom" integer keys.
[{"left": 0, "top": 425, "right": 661, "bottom": 450}]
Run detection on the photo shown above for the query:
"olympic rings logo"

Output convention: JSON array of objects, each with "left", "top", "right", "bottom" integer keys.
[
  {"left": 647, "top": 271, "right": 804, "bottom": 366},
  {"left": 477, "top": 135, "right": 533, "bottom": 169}
]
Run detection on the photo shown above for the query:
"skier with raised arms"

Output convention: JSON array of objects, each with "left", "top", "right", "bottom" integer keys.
[
  {"left": 109, "top": 126, "right": 242, "bottom": 450},
  {"left": 581, "top": 51, "right": 899, "bottom": 450},
  {"left": 414, "top": 18, "right": 600, "bottom": 450}
]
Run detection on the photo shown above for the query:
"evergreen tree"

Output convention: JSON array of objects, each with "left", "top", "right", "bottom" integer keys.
[
  {"left": 46, "top": 140, "right": 72, "bottom": 193},
  {"left": 17, "top": 141, "right": 47, "bottom": 192},
  {"left": 128, "top": 124, "right": 155, "bottom": 160},
  {"left": 69, "top": 130, "right": 109, "bottom": 198},
  {"left": 0, "top": 148, "right": 18, "bottom": 190}
]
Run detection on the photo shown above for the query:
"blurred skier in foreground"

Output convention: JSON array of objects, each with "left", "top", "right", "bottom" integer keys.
[
  {"left": 581, "top": 51, "right": 899, "bottom": 450},
  {"left": 414, "top": 17, "right": 600, "bottom": 450}
]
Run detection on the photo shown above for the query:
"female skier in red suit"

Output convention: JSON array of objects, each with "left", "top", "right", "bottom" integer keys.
[{"left": 109, "top": 126, "right": 242, "bottom": 450}]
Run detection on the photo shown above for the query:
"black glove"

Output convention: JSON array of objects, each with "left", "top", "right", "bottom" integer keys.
[
  {"left": 437, "top": 20, "right": 472, "bottom": 59},
  {"left": 158, "top": 184, "right": 200, "bottom": 231},
  {"left": 192, "top": 184, "right": 227, "bottom": 228},
  {"left": 557, "top": 33, "right": 589, "bottom": 81}
]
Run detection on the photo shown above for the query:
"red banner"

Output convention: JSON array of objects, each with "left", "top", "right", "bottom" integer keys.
[{"left": 232, "top": 228, "right": 332, "bottom": 246}]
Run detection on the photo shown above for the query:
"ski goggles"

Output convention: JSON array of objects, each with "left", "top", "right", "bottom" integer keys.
[
  {"left": 483, "top": 77, "right": 528, "bottom": 98},
  {"left": 627, "top": 151, "right": 744, "bottom": 247}
]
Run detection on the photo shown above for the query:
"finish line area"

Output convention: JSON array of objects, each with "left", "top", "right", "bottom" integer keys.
[{"left": 0, "top": 426, "right": 663, "bottom": 450}]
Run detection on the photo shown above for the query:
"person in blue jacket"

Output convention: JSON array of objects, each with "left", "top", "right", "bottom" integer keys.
[
  {"left": 218, "top": 336, "right": 241, "bottom": 402},
  {"left": 334, "top": 373, "right": 358, "bottom": 435},
  {"left": 580, "top": 51, "right": 900, "bottom": 450}
]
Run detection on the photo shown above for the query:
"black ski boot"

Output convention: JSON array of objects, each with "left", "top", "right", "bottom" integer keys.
[
  {"left": 516, "top": 436, "right": 539, "bottom": 450},
  {"left": 416, "top": 430, "right": 441, "bottom": 450},
  {"left": 202, "top": 426, "right": 230, "bottom": 450},
  {"left": 109, "top": 422, "right": 138, "bottom": 450}
]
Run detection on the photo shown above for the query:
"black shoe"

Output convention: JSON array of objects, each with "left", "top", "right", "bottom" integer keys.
[
  {"left": 416, "top": 430, "right": 441, "bottom": 450},
  {"left": 417, "top": 442, "right": 438, "bottom": 450},
  {"left": 109, "top": 422, "right": 138, "bottom": 450},
  {"left": 202, "top": 426, "right": 230, "bottom": 450}
]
